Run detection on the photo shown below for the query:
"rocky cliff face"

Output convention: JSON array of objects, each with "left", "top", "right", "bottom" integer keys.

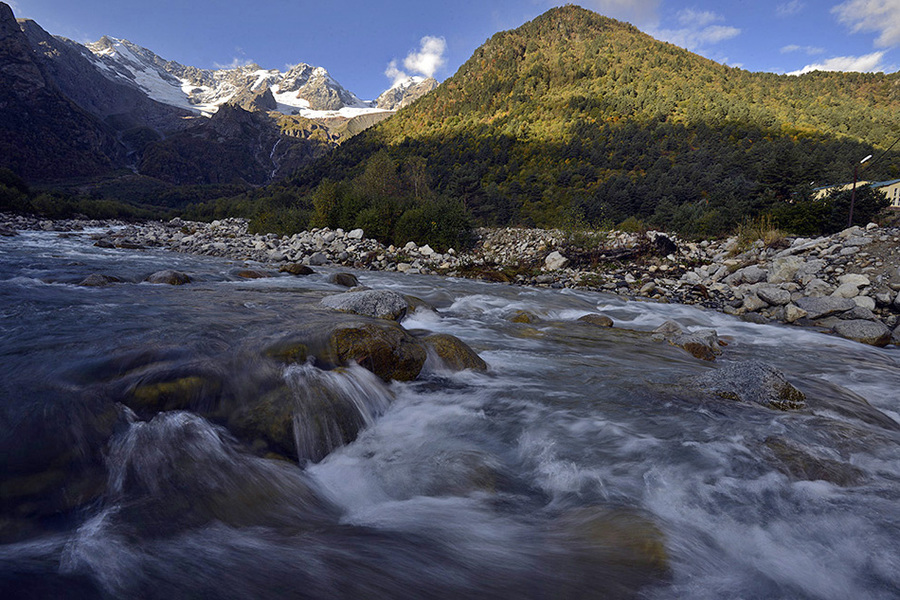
[
  {"left": 375, "top": 77, "right": 438, "bottom": 110},
  {"left": 0, "top": 2, "right": 123, "bottom": 181},
  {"left": 138, "top": 104, "right": 330, "bottom": 185}
]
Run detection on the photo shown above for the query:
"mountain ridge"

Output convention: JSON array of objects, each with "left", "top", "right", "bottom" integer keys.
[{"left": 273, "top": 4, "right": 900, "bottom": 236}]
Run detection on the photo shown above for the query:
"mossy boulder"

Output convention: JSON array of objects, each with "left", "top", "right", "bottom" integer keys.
[
  {"left": 266, "top": 317, "right": 427, "bottom": 382},
  {"left": 124, "top": 374, "right": 223, "bottom": 416},
  {"left": 421, "top": 333, "right": 488, "bottom": 372},
  {"left": 328, "top": 323, "right": 426, "bottom": 381},
  {"left": 510, "top": 310, "right": 539, "bottom": 323}
]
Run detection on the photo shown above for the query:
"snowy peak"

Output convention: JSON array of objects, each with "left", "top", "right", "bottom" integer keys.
[
  {"left": 375, "top": 76, "right": 439, "bottom": 110},
  {"left": 83, "top": 37, "right": 378, "bottom": 117}
]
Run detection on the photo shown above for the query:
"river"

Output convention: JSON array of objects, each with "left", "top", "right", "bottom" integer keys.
[{"left": 1, "top": 227, "right": 899, "bottom": 599}]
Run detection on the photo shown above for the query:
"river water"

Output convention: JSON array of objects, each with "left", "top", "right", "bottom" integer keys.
[{"left": 1, "top": 228, "right": 899, "bottom": 599}]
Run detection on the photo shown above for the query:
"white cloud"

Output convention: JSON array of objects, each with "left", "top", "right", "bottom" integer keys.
[
  {"left": 575, "top": 0, "right": 661, "bottom": 25},
  {"left": 650, "top": 10, "right": 740, "bottom": 51},
  {"left": 214, "top": 58, "right": 256, "bottom": 70},
  {"left": 787, "top": 50, "right": 888, "bottom": 74},
  {"left": 677, "top": 9, "right": 720, "bottom": 27},
  {"left": 781, "top": 44, "right": 825, "bottom": 54},
  {"left": 385, "top": 36, "right": 447, "bottom": 86},
  {"left": 832, "top": 0, "right": 900, "bottom": 47},
  {"left": 776, "top": 1, "right": 806, "bottom": 17}
]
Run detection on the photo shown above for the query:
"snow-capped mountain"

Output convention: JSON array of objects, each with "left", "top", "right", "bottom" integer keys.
[
  {"left": 375, "top": 76, "right": 439, "bottom": 110},
  {"left": 85, "top": 36, "right": 383, "bottom": 118}
]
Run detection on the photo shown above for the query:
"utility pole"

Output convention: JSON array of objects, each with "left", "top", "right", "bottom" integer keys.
[{"left": 848, "top": 154, "right": 872, "bottom": 228}]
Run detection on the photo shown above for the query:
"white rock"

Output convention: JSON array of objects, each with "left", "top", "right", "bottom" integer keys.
[
  {"left": 348, "top": 228, "right": 364, "bottom": 240},
  {"left": 784, "top": 304, "right": 808, "bottom": 323},
  {"left": 404, "top": 241, "right": 418, "bottom": 251},
  {"left": 419, "top": 244, "right": 434, "bottom": 256},
  {"left": 853, "top": 296, "right": 876, "bottom": 310},
  {"left": 832, "top": 283, "right": 861, "bottom": 298},
  {"left": 837, "top": 273, "right": 870, "bottom": 287},
  {"left": 545, "top": 251, "right": 569, "bottom": 270}
]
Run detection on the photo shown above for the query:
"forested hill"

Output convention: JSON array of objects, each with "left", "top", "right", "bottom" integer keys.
[{"left": 255, "top": 5, "right": 900, "bottom": 238}]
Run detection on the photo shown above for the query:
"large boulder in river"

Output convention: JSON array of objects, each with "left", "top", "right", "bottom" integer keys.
[
  {"left": 266, "top": 317, "right": 427, "bottom": 382},
  {"left": 691, "top": 361, "right": 805, "bottom": 410},
  {"left": 421, "top": 333, "right": 488, "bottom": 371},
  {"left": 320, "top": 289, "right": 410, "bottom": 321},
  {"left": 832, "top": 319, "right": 891, "bottom": 347},
  {"left": 652, "top": 321, "right": 722, "bottom": 361},
  {"left": 144, "top": 270, "right": 191, "bottom": 285}
]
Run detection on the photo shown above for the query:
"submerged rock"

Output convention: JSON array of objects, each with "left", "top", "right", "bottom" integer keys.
[
  {"left": 764, "top": 436, "right": 864, "bottom": 487},
  {"left": 77, "top": 273, "right": 121, "bottom": 287},
  {"left": 320, "top": 289, "right": 410, "bottom": 321},
  {"left": 145, "top": 270, "right": 191, "bottom": 285},
  {"left": 329, "top": 272, "right": 359, "bottom": 287},
  {"left": 578, "top": 313, "right": 614, "bottom": 327},
  {"left": 510, "top": 310, "right": 540, "bottom": 324},
  {"left": 691, "top": 360, "right": 806, "bottom": 410}
]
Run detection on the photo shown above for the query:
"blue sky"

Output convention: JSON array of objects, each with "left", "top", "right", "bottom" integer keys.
[{"left": 8, "top": 0, "right": 900, "bottom": 100}]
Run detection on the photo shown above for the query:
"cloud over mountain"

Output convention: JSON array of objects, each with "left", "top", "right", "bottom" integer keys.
[{"left": 385, "top": 36, "right": 446, "bottom": 86}]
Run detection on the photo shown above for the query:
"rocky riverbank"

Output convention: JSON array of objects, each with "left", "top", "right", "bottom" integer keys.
[{"left": 3, "top": 212, "right": 900, "bottom": 347}]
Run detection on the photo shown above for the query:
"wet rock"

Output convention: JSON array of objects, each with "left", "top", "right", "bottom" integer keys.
[
  {"left": 691, "top": 361, "right": 806, "bottom": 410},
  {"left": 320, "top": 289, "right": 410, "bottom": 321},
  {"left": 893, "top": 325, "right": 900, "bottom": 346},
  {"left": 145, "top": 270, "right": 191, "bottom": 285},
  {"left": 329, "top": 272, "right": 359, "bottom": 287},
  {"left": 106, "top": 412, "right": 339, "bottom": 533},
  {"left": 550, "top": 506, "right": 670, "bottom": 595},
  {"left": 764, "top": 436, "right": 864, "bottom": 487},
  {"left": 671, "top": 330, "right": 722, "bottom": 361},
  {"left": 308, "top": 252, "right": 327, "bottom": 266},
  {"left": 0, "top": 224, "right": 18, "bottom": 236},
  {"left": 653, "top": 321, "right": 722, "bottom": 361},
  {"left": 794, "top": 296, "right": 855, "bottom": 319},
  {"left": 234, "top": 268, "right": 272, "bottom": 279},
  {"left": 124, "top": 374, "right": 223, "bottom": 416},
  {"left": 421, "top": 333, "right": 488, "bottom": 371},
  {"left": 509, "top": 310, "right": 540, "bottom": 324},
  {"left": 326, "top": 323, "right": 427, "bottom": 381},
  {"left": 279, "top": 263, "right": 315, "bottom": 276},
  {"left": 77, "top": 273, "right": 121, "bottom": 287},
  {"left": 1, "top": 393, "right": 127, "bottom": 526},
  {"left": 578, "top": 313, "right": 614, "bottom": 327},
  {"left": 832, "top": 320, "right": 891, "bottom": 347}
]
